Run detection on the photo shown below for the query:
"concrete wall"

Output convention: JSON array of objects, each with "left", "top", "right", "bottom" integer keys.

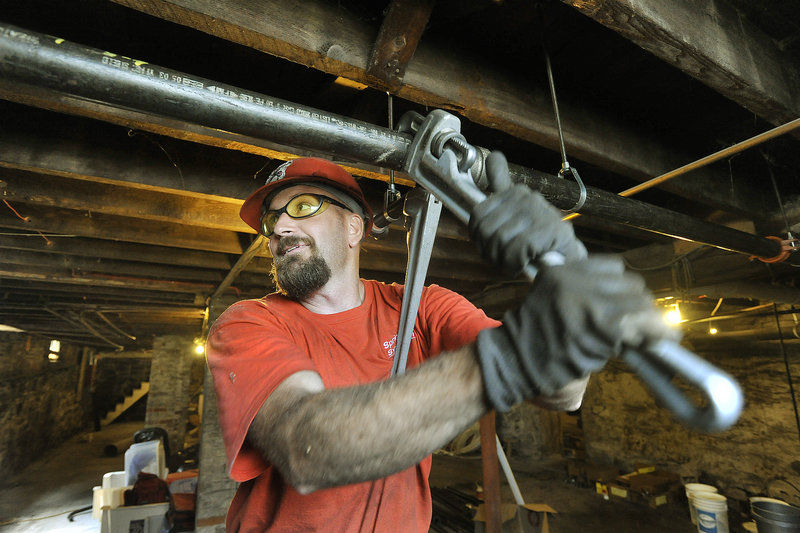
[
  {"left": 0, "top": 332, "right": 90, "bottom": 478},
  {"left": 582, "top": 345, "right": 800, "bottom": 504}
]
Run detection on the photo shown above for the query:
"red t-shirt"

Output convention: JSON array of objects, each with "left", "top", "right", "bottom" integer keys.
[{"left": 206, "top": 280, "right": 498, "bottom": 532}]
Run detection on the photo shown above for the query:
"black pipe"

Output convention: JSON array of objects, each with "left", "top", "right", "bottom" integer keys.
[
  {"left": 509, "top": 164, "right": 789, "bottom": 261},
  {"left": 0, "top": 22, "right": 411, "bottom": 168},
  {"left": 0, "top": 21, "right": 790, "bottom": 263}
]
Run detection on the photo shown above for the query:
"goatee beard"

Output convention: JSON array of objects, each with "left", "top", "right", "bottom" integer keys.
[{"left": 270, "top": 236, "right": 332, "bottom": 300}]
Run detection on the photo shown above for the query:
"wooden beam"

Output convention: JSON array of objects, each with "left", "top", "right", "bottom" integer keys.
[
  {"left": 621, "top": 242, "right": 776, "bottom": 294},
  {"left": 366, "top": 0, "right": 436, "bottom": 91},
  {"left": 0, "top": 104, "right": 279, "bottom": 200},
  {"left": 0, "top": 233, "right": 242, "bottom": 270},
  {"left": 0, "top": 248, "right": 268, "bottom": 288},
  {"left": 0, "top": 263, "right": 218, "bottom": 294},
  {"left": 210, "top": 236, "right": 265, "bottom": 302},
  {"left": 0, "top": 167, "right": 249, "bottom": 232},
  {"left": 0, "top": 203, "right": 247, "bottom": 254},
  {"left": 562, "top": 0, "right": 800, "bottom": 130},
  {"left": 108, "top": 0, "right": 771, "bottom": 216},
  {"left": 479, "top": 412, "right": 503, "bottom": 533},
  {"left": 0, "top": 112, "right": 473, "bottom": 243},
  {"left": 0, "top": 278, "right": 202, "bottom": 304}
]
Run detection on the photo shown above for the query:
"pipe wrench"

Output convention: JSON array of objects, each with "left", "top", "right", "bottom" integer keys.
[{"left": 399, "top": 109, "right": 744, "bottom": 433}]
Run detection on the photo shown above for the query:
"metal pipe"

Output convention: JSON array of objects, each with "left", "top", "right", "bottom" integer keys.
[
  {"left": 563, "top": 117, "right": 800, "bottom": 223},
  {"left": 510, "top": 163, "right": 791, "bottom": 262},
  {"left": 0, "top": 22, "right": 791, "bottom": 263},
  {"left": 620, "top": 117, "right": 800, "bottom": 198},
  {"left": 209, "top": 236, "right": 265, "bottom": 303},
  {"left": 0, "top": 22, "right": 411, "bottom": 168}
]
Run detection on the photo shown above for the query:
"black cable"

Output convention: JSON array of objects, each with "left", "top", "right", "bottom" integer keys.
[
  {"left": 773, "top": 303, "right": 800, "bottom": 449},
  {"left": 762, "top": 150, "right": 793, "bottom": 236},
  {"left": 67, "top": 505, "right": 93, "bottom": 522},
  {"left": 128, "top": 129, "right": 186, "bottom": 190},
  {"left": 623, "top": 245, "right": 708, "bottom": 271}
]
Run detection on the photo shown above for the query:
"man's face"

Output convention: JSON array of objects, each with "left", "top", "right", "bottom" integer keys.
[{"left": 266, "top": 185, "right": 351, "bottom": 299}]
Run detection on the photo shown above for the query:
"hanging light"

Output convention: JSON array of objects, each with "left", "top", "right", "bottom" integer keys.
[
  {"left": 709, "top": 326, "right": 718, "bottom": 335},
  {"left": 193, "top": 337, "right": 205, "bottom": 355},
  {"left": 47, "top": 339, "right": 61, "bottom": 363},
  {"left": 664, "top": 303, "right": 682, "bottom": 325}
]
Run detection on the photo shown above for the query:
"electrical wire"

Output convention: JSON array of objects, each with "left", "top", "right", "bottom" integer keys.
[
  {"left": 773, "top": 303, "right": 800, "bottom": 449},
  {"left": 128, "top": 129, "right": 186, "bottom": 190},
  {"left": 0, "top": 232, "right": 78, "bottom": 237},
  {"left": 0, "top": 508, "right": 78, "bottom": 526},
  {"left": 622, "top": 245, "right": 708, "bottom": 271},
  {"left": 762, "top": 150, "right": 794, "bottom": 237}
]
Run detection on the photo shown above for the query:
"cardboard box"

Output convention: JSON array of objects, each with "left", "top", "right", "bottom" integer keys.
[
  {"left": 474, "top": 503, "right": 557, "bottom": 533},
  {"left": 586, "top": 464, "right": 621, "bottom": 484},
  {"left": 92, "top": 485, "right": 132, "bottom": 520},
  {"left": 100, "top": 502, "right": 169, "bottom": 533}
]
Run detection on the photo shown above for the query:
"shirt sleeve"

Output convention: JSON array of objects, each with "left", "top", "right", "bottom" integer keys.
[
  {"left": 206, "top": 299, "right": 317, "bottom": 482},
  {"left": 417, "top": 284, "right": 500, "bottom": 356}
]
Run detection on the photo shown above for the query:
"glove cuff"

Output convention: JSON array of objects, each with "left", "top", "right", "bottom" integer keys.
[{"left": 475, "top": 326, "right": 531, "bottom": 412}]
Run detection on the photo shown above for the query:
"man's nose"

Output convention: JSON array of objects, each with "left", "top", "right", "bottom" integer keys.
[{"left": 271, "top": 211, "right": 298, "bottom": 236}]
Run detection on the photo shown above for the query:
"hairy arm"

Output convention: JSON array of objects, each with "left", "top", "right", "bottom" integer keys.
[{"left": 247, "top": 343, "right": 488, "bottom": 494}]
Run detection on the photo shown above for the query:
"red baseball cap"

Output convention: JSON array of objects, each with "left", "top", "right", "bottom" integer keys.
[{"left": 239, "top": 157, "right": 374, "bottom": 236}]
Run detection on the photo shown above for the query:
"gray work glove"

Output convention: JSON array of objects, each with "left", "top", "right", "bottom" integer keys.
[
  {"left": 468, "top": 151, "right": 675, "bottom": 412},
  {"left": 476, "top": 256, "right": 671, "bottom": 412},
  {"left": 468, "top": 151, "right": 587, "bottom": 277}
]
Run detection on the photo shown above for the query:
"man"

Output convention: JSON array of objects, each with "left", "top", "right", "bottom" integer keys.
[{"left": 206, "top": 156, "right": 670, "bottom": 532}]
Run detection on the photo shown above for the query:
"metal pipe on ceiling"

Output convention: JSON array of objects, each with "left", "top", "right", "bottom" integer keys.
[{"left": 0, "top": 22, "right": 791, "bottom": 263}]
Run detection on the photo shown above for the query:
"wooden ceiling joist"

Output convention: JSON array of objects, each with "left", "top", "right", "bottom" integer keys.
[
  {"left": 563, "top": 0, "right": 800, "bottom": 130},
  {"left": 109, "top": 0, "right": 771, "bottom": 216},
  {"left": 366, "top": 0, "right": 436, "bottom": 91},
  {"left": 0, "top": 167, "right": 249, "bottom": 232}
]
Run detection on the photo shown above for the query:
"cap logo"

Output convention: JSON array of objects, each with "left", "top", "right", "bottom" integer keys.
[{"left": 265, "top": 160, "right": 293, "bottom": 185}]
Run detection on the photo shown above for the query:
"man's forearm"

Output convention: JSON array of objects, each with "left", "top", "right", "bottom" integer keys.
[{"left": 249, "top": 344, "right": 488, "bottom": 493}]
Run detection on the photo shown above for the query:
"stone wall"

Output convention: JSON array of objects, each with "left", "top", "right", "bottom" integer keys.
[
  {"left": 498, "top": 403, "right": 563, "bottom": 462},
  {"left": 145, "top": 335, "right": 205, "bottom": 463},
  {"left": 195, "top": 296, "right": 240, "bottom": 533},
  {"left": 0, "top": 332, "right": 90, "bottom": 478},
  {"left": 582, "top": 344, "right": 800, "bottom": 504}
]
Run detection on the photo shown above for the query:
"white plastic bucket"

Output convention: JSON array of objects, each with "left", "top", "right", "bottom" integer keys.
[
  {"left": 694, "top": 492, "right": 729, "bottom": 533},
  {"left": 685, "top": 484, "right": 719, "bottom": 525}
]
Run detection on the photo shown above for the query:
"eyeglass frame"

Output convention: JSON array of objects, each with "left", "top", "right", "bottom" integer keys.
[{"left": 260, "top": 192, "right": 351, "bottom": 237}]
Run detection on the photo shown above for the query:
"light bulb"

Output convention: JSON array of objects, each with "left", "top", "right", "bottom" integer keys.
[{"left": 664, "top": 305, "right": 682, "bottom": 325}]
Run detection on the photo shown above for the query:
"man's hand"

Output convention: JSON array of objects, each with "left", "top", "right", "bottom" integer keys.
[
  {"left": 468, "top": 151, "right": 587, "bottom": 277},
  {"left": 476, "top": 256, "right": 672, "bottom": 412},
  {"left": 467, "top": 151, "right": 677, "bottom": 412}
]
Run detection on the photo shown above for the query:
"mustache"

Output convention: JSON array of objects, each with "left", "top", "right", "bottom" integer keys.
[{"left": 275, "top": 235, "right": 314, "bottom": 257}]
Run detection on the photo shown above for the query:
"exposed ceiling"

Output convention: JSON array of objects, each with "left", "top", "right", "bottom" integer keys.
[{"left": 1, "top": 0, "right": 799, "bottom": 351}]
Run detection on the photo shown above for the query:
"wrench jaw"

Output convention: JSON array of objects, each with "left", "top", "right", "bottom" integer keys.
[
  {"left": 401, "top": 109, "right": 487, "bottom": 224},
  {"left": 401, "top": 107, "right": 745, "bottom": 433}
]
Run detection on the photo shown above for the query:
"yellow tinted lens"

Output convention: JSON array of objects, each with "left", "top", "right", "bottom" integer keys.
[
  {"left": 286, "top": 194, "right": 323, "bottom": 218},
  {"left": 262, "top": 212, "right": 279, "bottom": 235}
]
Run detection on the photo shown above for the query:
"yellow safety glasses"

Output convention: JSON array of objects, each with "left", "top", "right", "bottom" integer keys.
[{"left": 260, "top": 193, "right": 349, "bottom": 237}]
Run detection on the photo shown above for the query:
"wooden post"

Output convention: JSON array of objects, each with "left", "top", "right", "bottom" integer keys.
[{"left": 479, "top": 411, "right": 503, "bottom": 533}]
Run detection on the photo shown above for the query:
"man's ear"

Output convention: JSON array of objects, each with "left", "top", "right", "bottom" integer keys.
[{"left": 346, "top": 213, "right": 364, "bottom": 247}]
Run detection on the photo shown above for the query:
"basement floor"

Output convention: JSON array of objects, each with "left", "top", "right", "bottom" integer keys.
[{"left": 0, "top": 422, "right": 753, "bottom": 532}]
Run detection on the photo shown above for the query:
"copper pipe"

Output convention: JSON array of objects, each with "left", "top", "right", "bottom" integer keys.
[{"left": 564, "top": 116, "right": 800, "bottom": 221}]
